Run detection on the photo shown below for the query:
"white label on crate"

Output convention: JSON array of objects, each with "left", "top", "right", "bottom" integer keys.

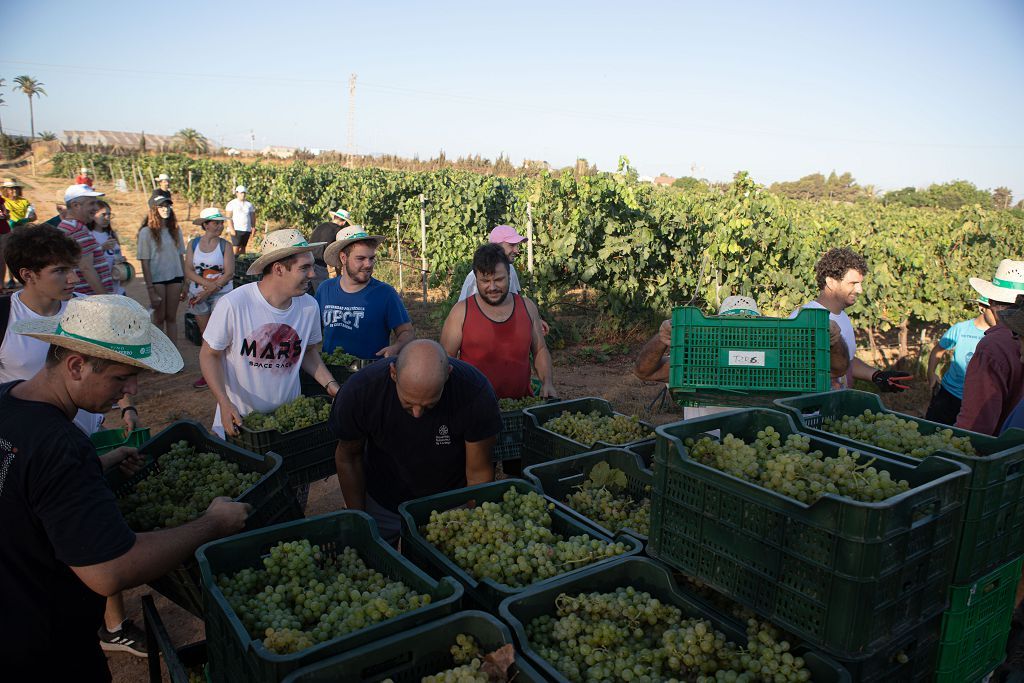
[{"left": 727, "top": 350, "right": 766, "bottom": 367}]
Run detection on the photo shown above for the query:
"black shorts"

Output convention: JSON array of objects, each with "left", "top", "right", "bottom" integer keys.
[
  {"left": 153, "top": 276, "right": 184, "bottom": 285},
  {"left": 231, "top": 231, "right": 252, "bottom": 248}
]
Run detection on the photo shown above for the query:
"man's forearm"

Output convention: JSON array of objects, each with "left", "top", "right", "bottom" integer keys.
[
  {"left": 393, "top": 327, "right": 415, "bottom": 351},
  {"left": 199, "top": 347, "right": 231, "bottom": 406},
  {"left": 335, "top": 442, "right": 366, "bottom": 510},
  {"left": 80, "top": 258, "right": 107, "bottom": 294},
  {"left": 927, "top": 346, "right": 946, "bottom": 378},
  {"left": 851, "top": 356, "right": 877, "bottom": 382},
  {"left": 301, "top": 344, "right": 334, "bottom": 388},
  {"left": 534, "top": 347, "right": 556, "bottom": 390},
  {"left": 634, "top": 335, "right": 669, "bottom": 382},
  {"left": 465, "top": 438, "right": 496, "bottom": 486}
]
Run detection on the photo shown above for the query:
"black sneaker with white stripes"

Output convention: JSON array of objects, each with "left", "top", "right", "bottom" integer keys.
[{"left": 97, "top": 619, "right": 148, "bottom": 657}]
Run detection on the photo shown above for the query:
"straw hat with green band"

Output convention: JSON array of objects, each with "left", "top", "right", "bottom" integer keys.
[
  {"left": 11, "top": 295, "right": 183, "bottom": 374},
  {"left": 717, "top": 295, "right": 760, "bottom": 317},
  {"left": 323, "top": 225, "right": 386, "bottom": 268},
  {"left": 970, "top": 259, "right": 1024, "bottom": 305},
  {"left": 192, "top": 207, "right": 228, "bottom": 225},
  {"left": 245, "top": 228, "right": 327, "bottom": 275}
]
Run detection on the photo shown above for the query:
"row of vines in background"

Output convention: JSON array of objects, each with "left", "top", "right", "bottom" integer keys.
[{"left": 52, "top": 153, "right": 1024, "bottom": 349}]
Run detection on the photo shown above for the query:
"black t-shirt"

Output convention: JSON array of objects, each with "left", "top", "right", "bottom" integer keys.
[
  {"left": 329, "top": 357, "right": 501, "bottom": 511},
  {"left": 0, "top": 381, "right": 137, "bottom": 682},
  {"left": 310, "top": 221, "right": 338, "bottom": 266}
]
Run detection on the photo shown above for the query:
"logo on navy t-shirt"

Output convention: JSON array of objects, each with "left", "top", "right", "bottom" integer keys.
[
  {"left": 240, "top": 323, "right": 303, "bottom": 372},
  {"left": 323, "top": 305, "right": 365, "bottom": 330},
  {"left": 435, "top": 424, "right": 451, "bottom": 446}
]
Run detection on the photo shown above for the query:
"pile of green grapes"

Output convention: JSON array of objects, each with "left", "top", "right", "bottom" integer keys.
[
  {"left": 422, "top": 487, "right": 629, "bottom": 588},
  {"left": 565, "top": 462, "right": 650, "bottom": 536},
  {"left": 321, "top": 348, "right": 358, "bottom": 365},
  {"left": 499, "top": 395, "right": 547, "bottom": 411},
  {"left": 382, "top": 634, "right": 508, "bottom": 683},
  {"left": 686, "top": 426, "right": 910, "bottom": 504},
  {"left": 242, "top": 395, "right": 331, "bottom": 433},
  {"left": 823, "top": 410, "right": 977, "bottom": 459},
  {"left": 544, "top": 410, "right": 652, "bottom": 446},
  {"left": 526, "top": 587, "right": 812, "bottom": 682},
  {"left": 216, "top": 539, "right": 432, "bottom": 655},
  {"left": 119, "top": 441, "right": 261, "bottom": 530}
]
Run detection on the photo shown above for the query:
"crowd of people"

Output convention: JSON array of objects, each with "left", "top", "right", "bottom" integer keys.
[{"left": 1, "top": 170, "right": 1022, "bottom": 681}]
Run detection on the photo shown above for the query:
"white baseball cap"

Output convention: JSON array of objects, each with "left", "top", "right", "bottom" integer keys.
[
  {"left": 64, "top": 184, "right": 105, "bottom": 204},
  {"left": 156, "top": 173, "right": 171, "bottom": 182},
  {"left": 234, "top": 185, "right": 247, "bottom": 193}
]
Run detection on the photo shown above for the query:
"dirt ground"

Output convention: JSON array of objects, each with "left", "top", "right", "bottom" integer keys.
[{"left": 6, "top": 170, "right": 939, "bottom": 681}]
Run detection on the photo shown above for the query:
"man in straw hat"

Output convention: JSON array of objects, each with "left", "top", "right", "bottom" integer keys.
[
  {"left": 956, "top": 260, "right": 1024, "bottom": 435},
  {"left": 200, "top": 228, "right": 339, "bottom": 438},
  {"left": 309, "top": 208, "right": 352, "bottom": 292},
  {"left": 315, "top": 225, "right": 414, "bottom": 360},
  {"left": 0, "top": 295, "right": 250, "bottom": 681}
]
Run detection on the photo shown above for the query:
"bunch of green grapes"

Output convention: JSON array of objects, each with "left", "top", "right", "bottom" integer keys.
[
  {"left": 242, "top": 395, "right": 331, "bottom": 433},
  {"left": 685, "top": 426, "right": 910, "bottom": 504},
  {"left": 119, "top": 441, "right": 261, "bottom": 530},
  {"left": 321, "top": 348, "right": 358, "bottom": 365},
  {"left": 381, "top": 634, "right": 498, "bottom": 683},
  {"left": 499, "top": 395, "right": 547, "bottom": 411},
  {"left": 565, "top": 463, "right": 650, "bottom": 535},
  {"left": 216, "top": 539, "right": 432, "bottom": 655},
  {"left": 544, "top": 410, "right": 652, "bottom": 445},
  {"left": 422, "top": 487, "right": 629, "bottom": 588},
  {"left": 823, "top": 409, "right": 977, "bottom": 459},
  {"left": 526, "top": 587, "right": 812, "bottom": 682}
]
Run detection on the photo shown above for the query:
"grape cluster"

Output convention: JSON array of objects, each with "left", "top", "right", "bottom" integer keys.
[
  {"left": 685, "top": 427, "right": 910, "bottom": 504},
  {"left": 422, "top": 487, "right": 629, "bottom": 588},
  {"left": 499, "top": 396, "right": 547, "bottom": 411},
  {"left": 119, "top": 441, "right": 261, "bottom": 530},
  {"left": 564, "top": 462, "right": 650, "bottom": 536},
  {"left": 526, "top": 587, "right": 813, "bottom": 682},
  {"left": 242, "top": 395, "right": 331, "bottom": 433},
  {"left": 544, "top": 410, "right": 652, "bottom": 446},
  {"left": 382, "top": 634, "right": 491, "bottom": 683},
  {"left": 321, "top": 348, "right": 358, "bottom": 365},
  {"left": 823, "top": 410, "right": 977, "bottom": 459},
  {"left": 216, "top": 539, "right": 432, "bottom": 655}
]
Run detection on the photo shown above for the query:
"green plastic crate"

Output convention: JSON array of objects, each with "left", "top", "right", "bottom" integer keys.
[
  {"left": 397, "top": 479, "right": 642, "bottom": 613},
  {"left": 523, "top": 448, "right": 652, "bottom": 544},
  {"left": 831, "top": 612, "right": 941, "bottom": 683},
  {"left": 197, "top": 510, "right": 463, "bottom": 683},
  {"left": 625, "top": 439, "right": 655, "bottom": 467},
  {"left": 142, "top": 594, "right": 208, "bottom": 683},
  {"left": 520, "top": 397, "right": 654, "bottom": 468},
  {"left": 776, "top": 390, "right": 1024, "bottom": 584},
  {"left": 279, "top": 610, "right": 546, "bottom": 682},
  {"left": 668, "top": 306, "right": 832, "bottom": 403},
  {"left": 299, "top": 358, "right": 375, "bottom": 397},
  {"left": 107, "top": 420, "right": 302, "bottom": 616},
  {"left": 498, "top": 556, "right": 851, "bottom": 683},
  {"left": 493, "top": 398, "right": 556, "bottom": 463},
  {"left": 648, "top": 407, "right": 970, "bottom": 657},
  {"left": 934, "top": 555, "right": 1024, "bottom": 682},
  {"left": 232, "top": 255, "right": 261, "bottom": 289},
  {"left": 90, "top": 426, "right": 151, "bottom": 456},
  {"left": 184, "top": 311, "right": 202, "bottom": 346},
  {"left": 228, "top": 396, "right": 336, "bottom": 490}
]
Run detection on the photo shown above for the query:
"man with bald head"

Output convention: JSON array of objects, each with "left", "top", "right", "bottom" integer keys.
[{"left": 328, "top": 339, "right": 501, "bottom": 542}]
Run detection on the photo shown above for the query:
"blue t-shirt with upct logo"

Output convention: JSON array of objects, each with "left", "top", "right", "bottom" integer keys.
[
  {"left": 313, "top": 277, "right": 411, "bottom": 359},
  {"left": 939, "top": 319, "right": 987, "bottom": 399}
]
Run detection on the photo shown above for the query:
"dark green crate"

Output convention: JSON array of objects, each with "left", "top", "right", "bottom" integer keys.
[
  {"left": 625, "top": 439, "right": 655, "bottom": 466},
  {"left": 90, "top": 426, "right": 151, "bottom": 456},
  {"left": 523, "top": 448, "right": 652, "bottom": 544},
  {"left": 142, "top": 594, "right": 208, "bottom": 683},
  {"left": 107, "top": 421, "right": 302, "bottom": 616},
  {"left": 279, "top": 610, "right": 545, "bottom": 682},
  {"left": 935, "top": 555, "right": 1024, "bottom": 682},
  {"left": 197, "top": 510, "right": 463, "bottom": 683},
  {"left": 494, "top": 398, "right": 557, "bottom": 463},
  {"left": 649, "top": 407, "right": 970, "bottom": 657},
  {"left": 498, "top": 556, "right": 850, "bottom": 683},
  {"left": 831, "top": 612, "right": 941, "bottom": 683},
  {"left": 184, "top": 311, "right": 202, "bottom": 346},
  {"left": 668, "top": 306, "right": 832, "bottom": 400},
  {"left": 228, "top": 396, "right": 337, "bottom": 490},
  {"left": 520, "top": 397, "right": 654, "bottom": 468},
  {"left": 397, "top": 479, "right": 642, "bottom": 613},
  {"left": 232, "top": 255, "right": 261, "bottom": 289},
  {"left": 776, "top": 389, "right": 1024, "bottom": 584}
]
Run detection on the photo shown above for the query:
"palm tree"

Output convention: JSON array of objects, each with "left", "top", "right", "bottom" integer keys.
[
  {"left": 174, "top": 128, "right": 209, "bottom": 155},
  {"left": 0, "top": 78, "right": 6, "bottom": 136},
  {"left": 12, "top": 76, "right": 46, "bottom": 140},
  {"left": 37, "top": 131, "right": 57, "bottom": 141}
]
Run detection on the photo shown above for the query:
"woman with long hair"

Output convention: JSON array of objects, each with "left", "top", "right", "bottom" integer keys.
[
  {"left": 137, "top": 195, "right": 186, "bottom": 340},
  {"left": 87, "top": 200, "right": 127, "bottom": 295}
]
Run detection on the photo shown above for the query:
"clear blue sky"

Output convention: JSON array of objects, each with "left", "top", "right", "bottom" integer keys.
[{"left": 4, "top": 0, "right": 1023, "bottom": 198}]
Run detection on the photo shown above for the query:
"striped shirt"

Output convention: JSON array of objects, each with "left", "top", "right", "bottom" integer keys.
[{"left": 58, "top": 218, "right": 114, "bottom": 295}]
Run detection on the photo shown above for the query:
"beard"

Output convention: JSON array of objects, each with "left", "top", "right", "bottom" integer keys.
[
  {"left": 479, "top": 287, "right": 509, "bottom": 306},
  {"left": 344, "top": 262, "right": 372, "bottom": 283}
]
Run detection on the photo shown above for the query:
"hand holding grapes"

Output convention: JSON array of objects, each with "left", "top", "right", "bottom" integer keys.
[
  {"left": 221, "top": 401, "right": 243, "bottom": 436},
  {"left": 204, "top": 496, "right": 251, "bottom": 536},
  {"left": 99, "top": 446, "right": 144, "bottom": 476}
]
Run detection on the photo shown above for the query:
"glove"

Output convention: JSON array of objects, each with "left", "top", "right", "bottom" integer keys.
[{"left": 872, "top": 370, "right": 912, "bottom": 393}]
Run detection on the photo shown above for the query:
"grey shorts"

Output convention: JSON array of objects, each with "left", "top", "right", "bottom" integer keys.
[{"left": 188, "top": 289, "right": 227, "bottom": 316}]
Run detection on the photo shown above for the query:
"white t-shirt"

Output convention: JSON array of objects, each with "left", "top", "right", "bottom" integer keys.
[
  {"left": 791, "top": 301, "right": 856, "bottom": 388},
  {"left": 203, "top": 283, "right": 322, "bottom": 436},
  {"left": 0, "top": 291, "right": 105, "bottom": 434},
  {"left": 188, "top": 237, "right": 234, "bottom": 297},
  {"left": 458, "top": 263, "right": 522, "bottom": 302},
  {"left": 225, "top": 199, "right": 255, "bottom": 232}
]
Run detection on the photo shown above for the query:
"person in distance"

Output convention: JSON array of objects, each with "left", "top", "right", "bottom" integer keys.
[
  {"left": 309, "top": 208, "right": 353, "bottom": 292},
  {"left": 924, "top": 296, "right": 996, "bottom": 425}
]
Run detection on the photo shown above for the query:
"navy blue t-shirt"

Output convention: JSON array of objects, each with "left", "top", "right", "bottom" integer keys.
[
  {"left": 0, "top": 381, "right": 136, "bottom": 682},
  {"left": 329, "top": 357, "right": 501, "bottom": 511},
  {"left": 314, "top": 277, "right": 411, "bottom": 359}
]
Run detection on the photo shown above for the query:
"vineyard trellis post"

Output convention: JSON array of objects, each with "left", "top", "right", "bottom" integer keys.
[
  {"left": 395, "top": 216, "right": 404, "bottom": 293},
  {"left": 419, "top": 194, "right": 428, "bottom": 302},
  {"left": 526, "top": 202, "right": 534, "bottom": 273}
]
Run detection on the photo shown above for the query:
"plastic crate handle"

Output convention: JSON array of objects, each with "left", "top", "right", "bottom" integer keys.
[{"left": 910, "top": 497, "right": 941, "bottom": 528}]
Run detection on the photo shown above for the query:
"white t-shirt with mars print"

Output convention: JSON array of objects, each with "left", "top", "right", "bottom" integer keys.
[{"left": 204, "top": 282, "right": 322, "bottom": 436}]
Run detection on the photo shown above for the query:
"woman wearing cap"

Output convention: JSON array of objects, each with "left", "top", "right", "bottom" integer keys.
[
  {"left": 137, "top": 197, "right": 186, "bottom": 341},
  {"left": 225, "top": 185, "right": 256, "bottom": 256},
  {"left": 87, "top": 200, "right": 127, "bottom": 296},
  {"left": 185, "top": 208, "right": 234, "bottom": 388}
]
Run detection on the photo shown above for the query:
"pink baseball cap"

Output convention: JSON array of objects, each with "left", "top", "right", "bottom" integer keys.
[{"left": 488, "top": 225, "right": 526, "bottom": 244}]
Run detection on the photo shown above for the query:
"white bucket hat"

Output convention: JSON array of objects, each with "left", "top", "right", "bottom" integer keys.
[
  {"left": 156, "top": 173, "right": 171, "bottom": 182},
  {"left": 718, "top": 295, "right": 760, "bottom": 316},
  {"left": 323, "top": 225, "right": 385, "bottom": 268},
  {"left": 970, "top": 260, "right": 1024, "bottom": 305},
  {"left": 234, "top": 185, "right": 247, "bottom": 193},
  {"left": 12, "top": 295, "right": 183, "bottom": 373},
  {"left": 79, "top": 167, "right": 89, "bottom": 174},
  {"left": 246, "top": 229, "right": 326, "bottom": 275},
  {"left": 330, "top": 208, "right": 352, "bottom": 222},
  {"left": 192, "top": 207, "right": 228, "bottom": 225}
]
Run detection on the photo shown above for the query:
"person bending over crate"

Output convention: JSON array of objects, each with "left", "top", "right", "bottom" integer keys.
[
  {"left": 0, "top": 295, "right": 250, "bottom": 683},
  {"left": 330, "top": 339, "right": 501, "bottom": 544}
]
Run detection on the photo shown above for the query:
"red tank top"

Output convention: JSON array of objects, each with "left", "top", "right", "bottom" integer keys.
[{"left": 460, "top": 293, "right": 533, "bottom": 399}]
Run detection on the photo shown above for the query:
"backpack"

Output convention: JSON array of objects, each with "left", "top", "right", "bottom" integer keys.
[{"left": 189, "top": 236, "right": 228, "bottom": 257}]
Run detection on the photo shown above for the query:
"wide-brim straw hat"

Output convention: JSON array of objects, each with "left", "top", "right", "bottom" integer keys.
[
  {"left": 970, "top": 259, "right": 1024, "bottom": 305},
  {"left": 1, "top": 177, "right": 24, "bottom": 188},
  {"left": 323, "top": 225, "right": 385, "bottom": 268},
  {"left": 11, "top": 295, "right": 183, "bottom": 373},
  {"left": 192, "top": 207, "right": 228, "bottom": 225},
  {"left": 330, "top": 208, "right": 352, "bottom": 222},
  {"left": 718, "top": 295, "right": 760, "bottom": 316},
  {"left": 246, "top": 229, "right": 326, "bottom": 275}
]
